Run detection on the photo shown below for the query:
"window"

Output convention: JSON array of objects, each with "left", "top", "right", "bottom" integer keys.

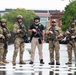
[{"left": 40, "top": 17, "right": 47, "bottom": 27}]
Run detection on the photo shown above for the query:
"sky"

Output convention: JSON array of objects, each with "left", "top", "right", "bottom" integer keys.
[{"left": 0, "top": 0, "right": 70, "bottom": 11}]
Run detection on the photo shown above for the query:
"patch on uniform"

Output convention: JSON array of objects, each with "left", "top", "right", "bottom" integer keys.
[{"left": 39, "top": 23, "right": 41, "bottom": 26}]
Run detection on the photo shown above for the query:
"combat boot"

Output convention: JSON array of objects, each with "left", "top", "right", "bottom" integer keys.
[
  {"left": 0, "top": 61, "right": 5, "bottom": 65},
  {"left": 19, "top": 60, "right": 26, "bottom": 64},
  {"left": 48, "top": 62, "right": 54, "bottom": 65},
  {"left": 3, "top": 60, "right": 9, "bottom": 63},
  {"left": 56, "top": 62, "right": 60, "bottom": 65},
  {"left": 40, "top": 59, "right": 44, "bottom": 64},
  {"left": 65, "top": 62, "right": 72, "bottom": 65},
  {"left": 12, "top": 61, "right": 16, "bottom": 65},
  {"left": 29, "top": 61, "right": 33, "bottom": 64}
]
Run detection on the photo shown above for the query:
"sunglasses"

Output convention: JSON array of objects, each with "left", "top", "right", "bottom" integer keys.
[{"left": 52, "top": 21, "right": 56, "bottom": 23}]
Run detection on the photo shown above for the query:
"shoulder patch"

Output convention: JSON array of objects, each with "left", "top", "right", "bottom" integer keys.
[{"left": 39, "top": 23, "right": 42, "bottom": 26}]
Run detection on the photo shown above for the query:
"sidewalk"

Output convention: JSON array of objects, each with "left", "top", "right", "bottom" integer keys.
[{"left": 0, "top": 43, "right": 76, "bottom": 75}]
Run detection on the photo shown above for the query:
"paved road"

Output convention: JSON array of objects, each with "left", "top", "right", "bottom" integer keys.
[{"left": 0, "top": 43, "right": 76, "bottom": 75}]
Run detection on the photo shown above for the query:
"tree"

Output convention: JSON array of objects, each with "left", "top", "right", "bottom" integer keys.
[
  {"left": 61, "top": 0, "right": 75, "bottom": 2},
  {"left": 61, "top": 0, "right": 76, "bottom": 31},
  {"left": 1, "top": 8, "right": 36, "bottom": 33}
]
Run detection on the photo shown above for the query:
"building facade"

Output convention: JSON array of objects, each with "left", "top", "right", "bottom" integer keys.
[
  {"left": 0, "top": 9, "right": 63, "bottom": 27},
  {"left": 50, "top": 12, "right": 64, "bottom": 27},
  {"left": 33, "top": 10, "right": 61, "bottom": 27}
]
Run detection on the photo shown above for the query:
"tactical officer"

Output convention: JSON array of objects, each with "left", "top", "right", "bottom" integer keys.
[
  {"left": 28, "top": 16, "right": 45, "bottom": 64},
  {"left": 65, "top": 21, "right": 76, "bottom": 65},
  {"left": 12, "top": 15, "right": 26, "bottom": 65},
  {"left": 0, "top": 19, "right": 11, "bottom": 64},
  {"left": 46, "top": 19, "right": 63, "bottom": 65}
]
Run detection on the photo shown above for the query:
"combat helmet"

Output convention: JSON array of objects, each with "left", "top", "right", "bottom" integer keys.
[
  {"left": 34, "top": 16, "right": 40, "bottom": 21},
  {"left": 1, "top": 19, "right": 6, "bottom": 23},
  {"left": 17, "top": 15, "right": 23, "bottom": 19}
]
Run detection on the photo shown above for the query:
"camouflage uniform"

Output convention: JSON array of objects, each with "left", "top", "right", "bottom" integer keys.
[
  {"left": 0, "top": 26, "right": 5, "bottom": 64},
  {"left": 46, "top": 25, "right": 63, "bottom": 65},
  {"left": 2, "top": 27, "right": 11, "bottom": 63},
  {"left": 12, "top": 21, "right": 26, "bottom": 65},
  {"left": 66, "top": 25, "right": 76, "bottom": 64},
  {"left": 0, "top": 19, "right": 11, "bottom": 64}
]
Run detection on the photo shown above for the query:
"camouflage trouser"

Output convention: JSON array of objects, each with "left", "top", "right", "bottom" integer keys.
[
  {"left": 49, "top": 40, "right": 60, "bottom": 63},
  {"left": 13, "top": 38, "right": 24, "bottom": 62},
  {"left": 67, "top": 41, "right": 76, "bottom": 63},
  {"left": 31, "top": 37, "right": 43, "bottom": 62},
  {"left": 0, "top": 43, "right": 4, "bottom": 61},
  {"left": 3, "top": 42, "right": 8, "bottom": 61}
]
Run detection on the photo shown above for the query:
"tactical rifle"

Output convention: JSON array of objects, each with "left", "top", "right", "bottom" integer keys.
[
  {"left": 66, "top": 28, "right": 76, "bottom": 43},
  {"left": 49, "top": 26, "right": 56, "bottom": 41},
  {"left": 19, "top": 23, "right": 28, "bottom": 42},
  {"left": 3, "top": 27, "right": 9, "bottom": 49},
  {"left": 34, "top": 26, "right": 42, "bottom": 44}
]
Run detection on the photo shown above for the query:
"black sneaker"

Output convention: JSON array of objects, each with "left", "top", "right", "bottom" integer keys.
[
  {"left": 48, "top": 62, "right": 54, "bottom": 65},
  {"left": 29, "top": 61, "right": 33, "bottom": 64},
  {"left": 40, "top": 59, "right": 44, "bottom": 64},
  {"left": 56, "top": 62, "right": 60, "bottom": 65}
]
